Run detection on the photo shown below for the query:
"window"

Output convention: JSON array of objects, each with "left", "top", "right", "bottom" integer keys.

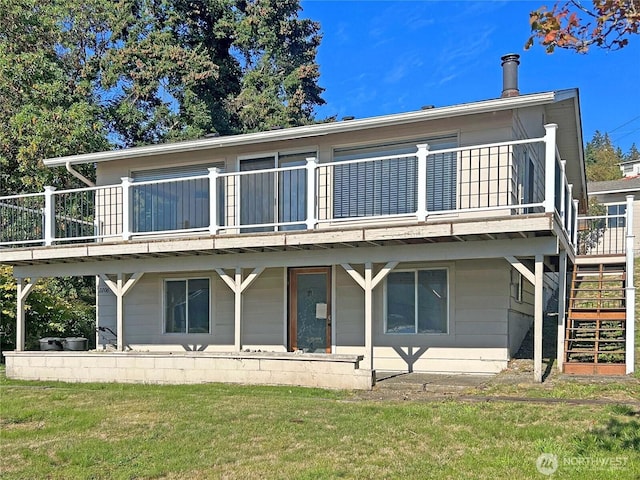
[
  {"left": 239, "top": 151, "right": 312, "bottom": 232},
  {"left": 164, "top": 278, "right": 210, "bottom": 334},
  {"left": 132, "top": 163, "right": 224, "bottom": 233},
  {"left": 332, "top": 136, "right": 458, "bottom": 218},
  {"left": 607, "top": 204, "right": 626, "bottom": 228},
  {"left": 513, "top": 270, "right": 523, "bottom": 303},
  {"left": 385, "top": 269, "right": 448, "bottom": 334}
]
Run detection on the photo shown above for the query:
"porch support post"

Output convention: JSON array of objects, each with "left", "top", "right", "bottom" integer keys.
[
  {"left": 625, "top": 195, "right": 635, "bottom": 374},
  {"left": 341, "top": 261, "right": 398, "bottom": 371},
  {"left": 215, "top": 267, "right": 265, "bottom": 351},
  {"left": 15, "top": 277, "right": 39, "bottom": 351},
  {"left": 233, "top": 268, "right": 242, "bottom": 350},
  {"left": 543, "top": 123, "right": 558, "bottom": 214},
  {"left": 416, "top": 144, "right": 429, "bottom": 222},
  {"left": 534, "top": 254, "right": 544, "bottom": 382},
  {"left": 556, "top": 250, "right": 567, "bottom": 371},
  {"left": 99, "top": 272, "right": 144, "bottom": 351}
]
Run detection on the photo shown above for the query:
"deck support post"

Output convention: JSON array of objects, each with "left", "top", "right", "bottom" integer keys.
[
  {"left": 99, "top": 272, "right": 144, "bottom": 351},
  {"left": 341, "top": 262, "right": 398, "bottom": 371},
  {"left": 534, "top": 254, "right": 544, "bottom": 382},
  {"left": 625, "top": 195, "right": 635, "bottom": 374},
  {"left": 216, "top": 267, "right": 264, "bottom": 351},
  {"left": 15, "top": 277, "right": 39, "bottom": 351},
  {"left": 557, "top": 250, "right": 567, "bottom": 370}
]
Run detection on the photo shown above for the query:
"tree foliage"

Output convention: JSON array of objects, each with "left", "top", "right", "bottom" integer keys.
[
  {"left": 0, "top": 0, "right": 324, "bottom": 350},
  {"left": 0, "top": 266, "right": 96, "bottom": 352},
  {"left": 526, "top": 0, "right": 640, "bottom": 53},
  {"left": 585, "top": 130, "right": 625, "bottom": 181},
  {"left": 0, "top": 0, "right": 325, "bottom": 192}
]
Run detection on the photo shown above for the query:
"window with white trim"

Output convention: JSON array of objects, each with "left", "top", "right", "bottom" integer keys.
[
  {"left": 385, "top": 269, "right": 448, "bottom": 334},
  {"left": 606, "top": 204, "right": 626, "bottom": 228},
  {"left": 164, "top": 278, "right": 210, "bottom": 334}
]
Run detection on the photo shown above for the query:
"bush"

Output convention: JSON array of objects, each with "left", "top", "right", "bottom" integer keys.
[{"left": 0, "top": 266, "right": 95, "bottom": 354}]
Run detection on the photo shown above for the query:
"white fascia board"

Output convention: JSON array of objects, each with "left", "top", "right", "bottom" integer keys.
[
  {"left": 44, "top": 92, "right": 558, "bottom": 167},
  {"left": 588, "top": 187, "right": 640, "bottom": 195}
]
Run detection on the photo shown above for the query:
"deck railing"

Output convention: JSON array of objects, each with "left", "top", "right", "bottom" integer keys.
[
  {"left": 576, "top": 196, "right": 634, "bottom": 257},
  {"left": 0, "top": 124, "right": 580, "bottom": 248}
]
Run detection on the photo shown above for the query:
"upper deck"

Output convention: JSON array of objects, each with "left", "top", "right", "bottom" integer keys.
[{"left": 1, "top": 126, "right": 580, "bottom": 266}]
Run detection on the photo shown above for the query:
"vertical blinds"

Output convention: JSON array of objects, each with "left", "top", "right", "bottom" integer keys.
[{"left": 333, "top": 136, "right": 457, "bottom": 218}]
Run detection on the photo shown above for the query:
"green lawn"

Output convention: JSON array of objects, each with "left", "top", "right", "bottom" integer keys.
[{"left": 1, "top": 373, "right": 639, "bottom": 479}]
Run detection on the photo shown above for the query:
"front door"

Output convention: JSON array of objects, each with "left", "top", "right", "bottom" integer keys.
[{"left": 289, "top": 267, "right": 331, "bottom": 353}]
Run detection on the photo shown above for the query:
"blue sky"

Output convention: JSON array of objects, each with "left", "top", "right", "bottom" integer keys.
[{"left": 301, "top": 0, "right": 640, "bottom": 152}]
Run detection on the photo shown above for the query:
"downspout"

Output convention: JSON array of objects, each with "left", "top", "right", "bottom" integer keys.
[{"left": 65, "top": 161, "right": 95, "bottom": 187}]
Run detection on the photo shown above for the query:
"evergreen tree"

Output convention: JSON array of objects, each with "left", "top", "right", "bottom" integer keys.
[{"left": 585, "top": 131, "right": 624, "bottom": 181}]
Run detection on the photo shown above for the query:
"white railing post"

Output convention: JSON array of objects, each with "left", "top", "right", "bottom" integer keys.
[
  {"left": 572, "top": 199, "right": 579, "bottom": 248},
  {"left": 543, "top": 123, "right": 558, "bottom": 214},
  {"left": 306, "top": 157, "right": 318, "bottom": 230},
  {"left": 121, "top": 177, "right": 132, "bottom": 241},
  {"left": 625, "top": 195, "right": 635, "bottom": 374},
  {"left": 208, "top": 167, "right": 220, "bottom": 235},
  {"left": 43, "top": 186, "right": 56, "bottom": 246},
  {"left": 416, "top": 144, "right": 429, "bottom": 222},
  {"left": 559, "top": 160, "right": 566, "bottom": 224},
  {"left": 566, "top": 183, "right": 573, "bottom": 239}
]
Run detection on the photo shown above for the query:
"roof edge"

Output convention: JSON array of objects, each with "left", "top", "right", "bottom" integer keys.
[{"left": 44, "top": 91, "right": 559, "bottom": 167}]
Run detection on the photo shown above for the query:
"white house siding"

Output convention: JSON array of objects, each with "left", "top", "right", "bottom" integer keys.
[
  {"left": 334, "top": 259, "right": 514, "bottom": 374},
  {"left": 97, "top": 272, "right": 235, "bottom": 350},
  {"left": 507, "top": 266, "right": 535, "bottom": 356},
  {"left": 96, "top": 258, "right": 524, "bottom": 374},
  {"left": 241, "top": 267, "right": 287, "bottom": 351}
]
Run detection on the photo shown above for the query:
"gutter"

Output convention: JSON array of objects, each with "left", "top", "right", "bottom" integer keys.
[
  {"left": 66, "top": 162, "right": 95, "bottom": 187},
  {"left": 588, "top": 187, "right": 640, "bottom": 196},
  {"left": 44, "top": 91, "right": 559, "bottom": 167}
]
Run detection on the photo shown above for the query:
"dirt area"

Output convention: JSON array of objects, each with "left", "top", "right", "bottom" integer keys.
[{"left": 353, "top": 314, "right": 640, "bottom": 405}]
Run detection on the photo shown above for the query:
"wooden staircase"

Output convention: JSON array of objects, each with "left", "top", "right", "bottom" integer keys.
[{"left": 563, "top": 262, "right": 627, "bottom": 375}]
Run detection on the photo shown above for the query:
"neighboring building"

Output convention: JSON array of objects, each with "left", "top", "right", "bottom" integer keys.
[
  {"left": 1, "top": 55, "right": 634, "bottom": 388},
  {"left": 620, "top": 158, "right": 640, "bottom": 177},
  {"left": 588, "top": 177, "right": 640, "bottom": 252}
]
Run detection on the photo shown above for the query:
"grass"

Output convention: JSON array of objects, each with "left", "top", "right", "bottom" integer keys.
[{"left": 1, "top": 371, "right": 639, "bottom": 479}]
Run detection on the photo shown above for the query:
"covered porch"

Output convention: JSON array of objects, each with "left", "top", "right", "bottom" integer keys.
[{"left": 5, "top": 227, "right": 571, "bottom": 387}]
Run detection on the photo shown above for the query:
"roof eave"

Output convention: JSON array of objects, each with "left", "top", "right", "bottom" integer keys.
[{"left": 44, "top": 92, "right": 558, "bottom": 167}]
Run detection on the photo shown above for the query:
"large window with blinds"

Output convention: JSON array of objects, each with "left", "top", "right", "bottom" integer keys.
[
  {"left": 131, "top": 163, "right": 224, "bottom": 233},
  {"left": 332, "top": 136, "right": 458, "bottom": 219}
]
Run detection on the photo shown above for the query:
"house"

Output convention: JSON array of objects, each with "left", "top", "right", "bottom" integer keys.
[
  {"left": 620, "top": 158, "right": 640, "bottom": 177},
  {"left": 1, "top": 55, "right": 635, "bottom": 389},
  {"left": 587, "top": 177, "right": 640, "bottom": 252}
]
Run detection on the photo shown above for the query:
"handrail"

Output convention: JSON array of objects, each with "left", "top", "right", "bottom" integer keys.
[{"left": 0, "top": 131, "right": 580, "bottom": 248}]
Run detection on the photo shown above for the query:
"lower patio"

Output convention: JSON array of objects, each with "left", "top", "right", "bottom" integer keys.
[{"left": 2, "top": 350, "right": 373, "bottom": 390}]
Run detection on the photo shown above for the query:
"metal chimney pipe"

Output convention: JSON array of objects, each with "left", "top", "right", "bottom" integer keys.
[{"left": 501, "top": 53, "right": 520, "bottom": 97}]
